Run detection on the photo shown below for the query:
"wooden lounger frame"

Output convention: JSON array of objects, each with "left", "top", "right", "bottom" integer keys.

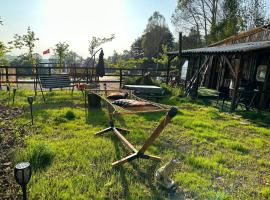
[
  {"left": 93, "top": 92, "right": 178, "bottom": 166},
  {"left": 85, "top": 88, "right": 170, "bottom": 115}
]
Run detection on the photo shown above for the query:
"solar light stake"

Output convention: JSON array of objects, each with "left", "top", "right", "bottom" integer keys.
[
  {"left": 27, "top": 96, "right": 34, "bottom": 125},
  {"left": 14, "top": 162, "right": 32, "bottom": 200}
]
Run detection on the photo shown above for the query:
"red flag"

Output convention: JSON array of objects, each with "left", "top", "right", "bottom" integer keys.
[{"left": 43, "top": 49, "right": 50, "bottom": 55}]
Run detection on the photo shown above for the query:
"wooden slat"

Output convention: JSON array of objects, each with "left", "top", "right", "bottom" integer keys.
[{"left": 40, "top": 75, "right": 72, "bottom": 89}]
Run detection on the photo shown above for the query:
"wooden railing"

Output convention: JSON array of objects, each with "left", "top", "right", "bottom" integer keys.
[{"left": 0, "top": 65, "right": 170, "bottom": 88}]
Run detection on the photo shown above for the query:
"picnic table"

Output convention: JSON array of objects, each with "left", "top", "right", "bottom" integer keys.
[{"left": 123, "top": 85, "right": 165, "bottom": 101}]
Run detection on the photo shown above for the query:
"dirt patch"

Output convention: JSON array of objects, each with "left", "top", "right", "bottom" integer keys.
[{"left": 0, "top": 105, "right": 24, "bottom": 199}]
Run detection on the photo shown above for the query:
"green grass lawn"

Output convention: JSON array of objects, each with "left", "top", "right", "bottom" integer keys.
[{"left": 1, "top": 88, "right": 270, "bottom": 199}]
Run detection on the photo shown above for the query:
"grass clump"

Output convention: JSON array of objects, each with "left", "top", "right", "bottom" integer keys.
[
  {"left": 187, "top": 155, "right": 218, "bottom": 171},
  {"left": 3, "top": 89, "right": 270, "bottom": 199},
  {"left": 217, "top": 139, "right": 249, "bottom": 154},
  {"left": 28, "top": 143, "right": 55, "bottom": 171},
  {"left": 65, "top": 110, "right": 76, "bottom": 120},
  {"left": 261, "top": 187, "right": 270, "bottom": 199},
  {"left": 54, "top": 116, "right": 68, "bottom": 124}
]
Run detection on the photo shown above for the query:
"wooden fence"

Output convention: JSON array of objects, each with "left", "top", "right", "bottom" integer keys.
[{"left": 0, "top": 65, "right": 172, "bottom": 89}]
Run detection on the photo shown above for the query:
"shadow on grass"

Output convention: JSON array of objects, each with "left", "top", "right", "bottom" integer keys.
[
  {"left": 112, "top": 137, "right": 130, "bottom": 199},
  {"left": 237, "top": 110, "right": 270, "bottom": 128},
  {"left": 137, "top": 111, "right": 165, "bottom": 121},
  {"left": 86, "top": 108, "right": 108, "bottom": 126}
]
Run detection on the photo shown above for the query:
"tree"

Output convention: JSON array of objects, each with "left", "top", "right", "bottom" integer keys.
[
  {"left": 0, "top": 41, "right": 10, "bottom": 65},
  {"left": 9, "top": 53, "right": 41, "bottom": 74},
  {"left": 242, "top": 0, "right": 267, "bottom": 28},
  {"left": 213, "top": 0, "right": 241, "bottom": 40},
  {"left": 130, "top": 37, "right": 144, "bottom": 58},
  {"left": 181, "top": 27, "right": 203, "bottom": 49},
  {"left": 171, "top": 0, "right": 221, "bottom": 44},
  {"left": 65, "top": 51, "right": 83, "bottom": 66},
  {"left": 9, "top": 27, "right": 39, "bottom": 66},
  {"left": 142, "top": 11, "right": 173, "bottom": 61},
  {"left": 0, "top": 16, "right": 3, "bottom": 25},
  {"left": 54, "top": 42, "right": 69, "bottom": 67},
  {"left": 152, "top": 44, "right": 169, "bottom": 70},
  {"left": 88, "top": 34, "right": 115, "bottom": 57}
]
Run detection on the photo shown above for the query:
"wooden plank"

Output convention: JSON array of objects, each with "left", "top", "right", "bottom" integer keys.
[
  {"left": 144, "top": 154, "right": 161, "bottom": 161},
  {"left": 259, "top": 63, "right": 270, "bottom": 108},
  {"left": 166, "top": 57, "right": 172, "bottom": 84},
  {"left": 139, "top": 107, "right": 177, "bottom": 153},
  {"left": 112, "top": 127, "right": 138, "bottom": 153},
  {"left": 230, "top": 57, "right": 243, "bottom": 112},
  {"left": 222, "top": 56, "right": 237, "bottom": 78},
  {"left": 112, "top": 153, "right": 137, "bottom": 166}
]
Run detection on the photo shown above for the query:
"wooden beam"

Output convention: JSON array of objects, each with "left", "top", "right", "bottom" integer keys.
[
  {"left": 185, "top": 56, "right": 210, "bottom": 93},
  {"left": 112, "top": 127, "right": 138, "bottom": 153},
  {"left": 166, "top": 57, "right": 172, "bottom": 84},
  {"left": 222, "top": 56, "right": 237, "bottom": 78},
  {"left": 259, "top": 63, "right": 270, "bottom": 108},
  {"left": 230, "top": 57, "right": 243, "bottom": 112},
  {"left": 112, "top": 153, "right": 138, "bottom": 167},
  {"left": 209, "top": 26, "right": 266, "bottom": 47},
  {"left": 139, "top": 107, "right": 178, "bottom": 153},
  {"left": 144, "top": 154, "right": 161, "bottom": 161}
]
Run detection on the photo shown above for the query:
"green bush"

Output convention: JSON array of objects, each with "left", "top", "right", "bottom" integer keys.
[
  {"left": 28, "top": 143, "right": 55, "bottom": 171},
  {"left": 261, "top": 187, "right": 270, "bottom": 199},
  {"left": 54, "top": 116, "right": 68, "bottom": 124},
  {"left": 65, "top": 110, "right": 75, "bottom": 120}
]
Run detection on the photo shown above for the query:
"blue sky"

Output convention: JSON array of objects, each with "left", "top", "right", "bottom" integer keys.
[
  {"left": 0, "top": 0, "right": 178, "bottom": 58},
  {"left": 1, "top": 0, "right": 269, "bottom": 58}
]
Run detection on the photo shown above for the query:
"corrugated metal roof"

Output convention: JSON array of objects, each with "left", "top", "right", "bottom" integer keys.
[{"left": 168, "top": 41, "right": 270, "bottom": 56}]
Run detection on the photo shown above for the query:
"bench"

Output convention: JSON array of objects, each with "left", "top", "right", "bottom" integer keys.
[{"left": 39, "top": 74, "right": 75, "bottom": 101}]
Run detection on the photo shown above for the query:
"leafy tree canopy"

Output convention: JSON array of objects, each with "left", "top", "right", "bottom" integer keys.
[
  {"left": 9, "top": 27, "right": 39, "bottom": 66},
  {"left": 53, "top": 42, "right": 69, "bottom": 67},
  {"left": 88, "top": 34, "right": 115, "bottom": 57},
  {"left": 142, "top": 11, "right": 174, "bottom": 60}
]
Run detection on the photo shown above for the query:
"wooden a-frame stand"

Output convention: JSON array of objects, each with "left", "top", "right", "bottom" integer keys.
[{"left": 95, "top": 99, "right": 178, "bottom": 167}]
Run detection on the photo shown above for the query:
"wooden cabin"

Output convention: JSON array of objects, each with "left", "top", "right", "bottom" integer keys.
[{"left": 168, "top": 25, "right": 270, "bottom": 111}]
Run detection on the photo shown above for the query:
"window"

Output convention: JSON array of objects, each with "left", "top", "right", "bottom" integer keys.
[{"left": 256, "top": 65, "right": 267, "bottom": 82}]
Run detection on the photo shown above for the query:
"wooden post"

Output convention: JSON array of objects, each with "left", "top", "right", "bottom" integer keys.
[
  {"left": 34, "top": 65, "right": 38, "bottom": 95},
  {"left": 0, "top": 68, "right": 2, "bottom": 90},
  {"left": 178, "top": 32, "right": 182, "bottom": 82},
  {"left": 49, "top": 67, "right": 52, "bottom": 92},
  {"left": 119, "top": 69, "right": 123, "bottom": 89},
  {"left": 166, "top": 58, "right": 171, "bottom": 84},
  {"left": 190, "top": 56, "right": 201, "bottom": 98},
  {"left": 139, "top": 107, "right": 178, "bottom": 153},
  {"left": 5, "top": 66, "right": 9, "bottom": 85},
  {"left": 86, "top": 68, "right": 89, "bottom": 84},
  {"left": 87, "top": 92, "right": 101, "bottom": 108},
  {"left": 230, "top": 56, "right": 243, "bottom": 112},
  {"left": 259, "top": 62, "right": 270, "bottom": 108}
]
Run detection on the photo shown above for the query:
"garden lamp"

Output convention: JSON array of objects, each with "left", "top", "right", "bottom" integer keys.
[
  {"left": 14, "top": 162, "right": 32, "bottom": 200},
  {"left": 27, "top": 96, "right": 34, "bottom": 125}
]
